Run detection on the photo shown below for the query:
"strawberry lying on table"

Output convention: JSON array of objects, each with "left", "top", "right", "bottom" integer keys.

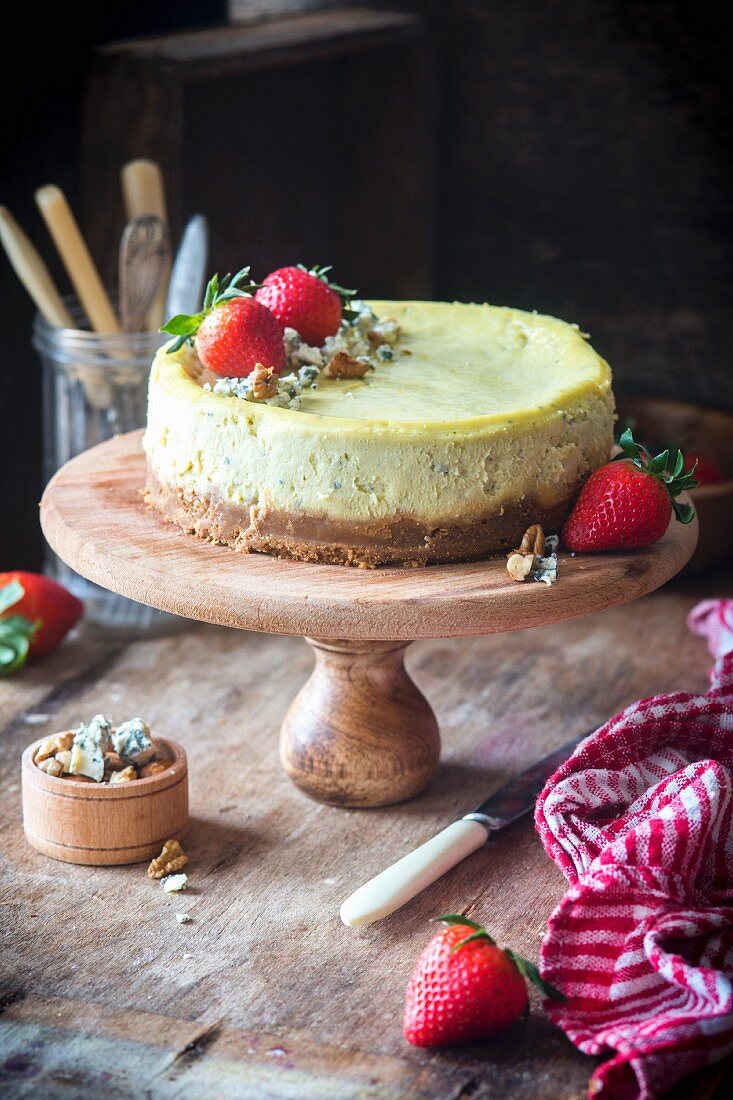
[
  {"left": 403, "top": 915, "right": 564, "bottom": 1047},
  {"left": 0, "top": 572, "right": 83, "bottom": 675},
  {"left": 562, "top": 429, "right": 699, "bottom": 552}
]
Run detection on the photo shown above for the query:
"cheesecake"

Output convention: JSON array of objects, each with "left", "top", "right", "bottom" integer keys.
[{"left": 144, "top": 300, "right": 614, "bottom": 566}]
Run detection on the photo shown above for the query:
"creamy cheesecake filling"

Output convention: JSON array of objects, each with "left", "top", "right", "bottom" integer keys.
[{"left": 144, "top": 301, "right": 615, "bottom": 567}]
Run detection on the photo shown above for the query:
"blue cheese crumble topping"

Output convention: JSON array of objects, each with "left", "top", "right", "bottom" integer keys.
[{"left": 203, "top": 301, "right": 401, "bottom": 408}]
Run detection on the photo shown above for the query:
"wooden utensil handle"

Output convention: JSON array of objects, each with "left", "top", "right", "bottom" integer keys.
[
  {"left": 0, "top": 206, "right": 74, "bottom": 328},
  {"left": 340, "top": 818, "right": 488, "bottom": 926},
  {"left": 280, "top": 638, "right": 440, "bottom": 808},
  {"left": 35, "top": 185, "right": 120, "bottom": 334}
]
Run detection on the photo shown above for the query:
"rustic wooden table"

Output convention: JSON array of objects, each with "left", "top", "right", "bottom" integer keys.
[{"left": 1, "top": 565, "right": 732, "bottom": 1099}]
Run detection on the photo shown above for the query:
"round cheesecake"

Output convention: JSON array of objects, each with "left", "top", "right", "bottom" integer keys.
[{"left": 144, "top": 301, "right": 615, "bottom": 567}]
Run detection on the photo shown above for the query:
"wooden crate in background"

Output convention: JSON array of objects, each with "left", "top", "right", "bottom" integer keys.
[{"left": 81, "top": 7, "right": 435, "bottom": 299}]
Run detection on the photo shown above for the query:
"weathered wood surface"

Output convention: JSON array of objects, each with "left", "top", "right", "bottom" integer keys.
[
  {"left": 2, "top": 565, "right": 732, "bottom": 1098},
  {"left": 40, "top": 431, "right": 697, "bottom": 641}
]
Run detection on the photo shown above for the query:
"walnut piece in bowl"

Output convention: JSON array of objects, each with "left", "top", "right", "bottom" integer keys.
[{"left": 22, "top": 714, "right": 188, "bottom": 865}]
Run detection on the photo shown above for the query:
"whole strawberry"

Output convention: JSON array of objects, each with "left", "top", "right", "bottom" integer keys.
[
  {"left": 256, "top": 265, "right": 356, "bottom": 346},
  {"left": 403, "top": 915, "right": 564, "bottom": 1048},
  {"left": 162, "top": 269, "right": 285, "bottom": 377},
  {"left": 0, "top": 572, "right": 83, "bottom": 674},
  {"left": 562, "top": 429, "right": 698, "bottom": 553}
]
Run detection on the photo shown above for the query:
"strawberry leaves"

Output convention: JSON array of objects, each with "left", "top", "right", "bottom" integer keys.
[
  {"left": 162, "top": 267, "right": 261, "bottom": 352},
  {"left": 614, "top": 428, "right": 699, "bottom": 524},
  {"left": 505, "top": 950, "right": 567, "bottom": 1003},
  {"left": 437, "top": 914, "right": 566, "bottom": 1003},
  {"left": 296, "top": 264, "right": 359, "bottom": 323},
  {"left": 0, "top": 580, "right": 40, "bottom": 676},
  {"left": 437, "top": 913, "right": 496, "bottom": 949}
]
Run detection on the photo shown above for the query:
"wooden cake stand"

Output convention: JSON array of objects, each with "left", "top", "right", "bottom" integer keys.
[{"left": 40, "top": 430, "right": 697, "bottom": 808}]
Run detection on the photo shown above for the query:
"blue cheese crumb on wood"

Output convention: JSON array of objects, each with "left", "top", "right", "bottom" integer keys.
[{"left": 162, "top": 873, "right": 188, "bottom": 893}]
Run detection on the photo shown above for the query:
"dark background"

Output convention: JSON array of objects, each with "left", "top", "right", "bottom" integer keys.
[{"left": 2, "top": 0, "right": 731, "bottom": 570}]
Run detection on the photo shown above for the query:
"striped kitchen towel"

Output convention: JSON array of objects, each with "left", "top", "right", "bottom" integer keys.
[{"left": 535, "top": 599, "right": 733, "bottom": 1100}]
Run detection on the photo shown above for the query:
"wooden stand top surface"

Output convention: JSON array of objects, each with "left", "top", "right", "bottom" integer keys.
[{"left": 40, "top": 430, "right": 697, "bottom": 641}]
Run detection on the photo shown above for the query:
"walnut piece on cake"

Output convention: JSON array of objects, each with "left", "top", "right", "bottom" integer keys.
[
  {"left": 249, "top": 363, "right": 279, "bottom": 400},
  {"left": 323, "top": 351, "right": 369, "bottom": 379}
]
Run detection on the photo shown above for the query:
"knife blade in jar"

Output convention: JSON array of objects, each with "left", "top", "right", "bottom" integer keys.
[
  {"left": 339, "top": 730, "right": 590, "bottom": 927},
  {"left": 165, "top": 214, "right": 209, "bottom": 319}
]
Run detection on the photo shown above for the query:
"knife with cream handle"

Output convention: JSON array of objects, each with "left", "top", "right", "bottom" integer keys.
[
  {"left": 0, "top": 206, "right": 74, "bottom": 328},
  {"left": 339, "top": 731, "right": 589, "bottom": 927},
  {"left": 120, "top": 159, "right": 169, "bottom": 330}
]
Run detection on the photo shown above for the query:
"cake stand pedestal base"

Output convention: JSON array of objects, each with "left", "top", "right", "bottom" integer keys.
[{"left": 280, "top": 639, "right": 439, "bottom": 807}]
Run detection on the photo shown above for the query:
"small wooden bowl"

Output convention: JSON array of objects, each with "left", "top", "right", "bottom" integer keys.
[
  {"left": 22, "top": 737, "right": 188, "bottom": 866},
  {"left": 616, "top": 395, "right": 733, "bottom": 574}
]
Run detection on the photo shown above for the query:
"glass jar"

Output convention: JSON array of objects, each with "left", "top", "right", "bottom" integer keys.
[{"left": 33, "top": 301, "right": 177, "bottom": 633}]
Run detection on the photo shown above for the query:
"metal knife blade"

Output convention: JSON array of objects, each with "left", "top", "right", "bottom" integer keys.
[
  {"left": 165, "top": 214, "right": 209, "bottom": 318},
  {"left": 465, "top": 731, "right": 588, "bottom": 832},
  {"left": 340, "top": 729, "right": 593, "bottom": 927}
]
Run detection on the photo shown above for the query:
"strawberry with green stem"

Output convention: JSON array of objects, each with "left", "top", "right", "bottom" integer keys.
[
  {"left": 162, "top": 268, "right": 286, "bottom": 378},
  {"left": 403, "top": 915, "right": 565, "bottom": 1048},
  {"left": 256, "top": 264, "right": 358, "bottom": 346},
  {"left": 562, "top": 429, "right": 699, "bottom": 552},
  {"left": 0, "top": 573, "right": 83, "bottom": 675}
]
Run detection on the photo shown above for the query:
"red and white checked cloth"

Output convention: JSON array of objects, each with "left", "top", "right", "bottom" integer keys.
[{"left": 535, "top": 599, "right": 733, "bottom": 1100}]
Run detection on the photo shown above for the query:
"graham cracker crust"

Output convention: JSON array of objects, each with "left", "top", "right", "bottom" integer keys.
[{"left": 145, "top": 469, "right": 575, "bottom": 568}]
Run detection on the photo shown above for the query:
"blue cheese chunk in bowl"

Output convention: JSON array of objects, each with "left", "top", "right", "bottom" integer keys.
[{"left": 22, "top": 715, "right": 188, "bottom": 866}]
